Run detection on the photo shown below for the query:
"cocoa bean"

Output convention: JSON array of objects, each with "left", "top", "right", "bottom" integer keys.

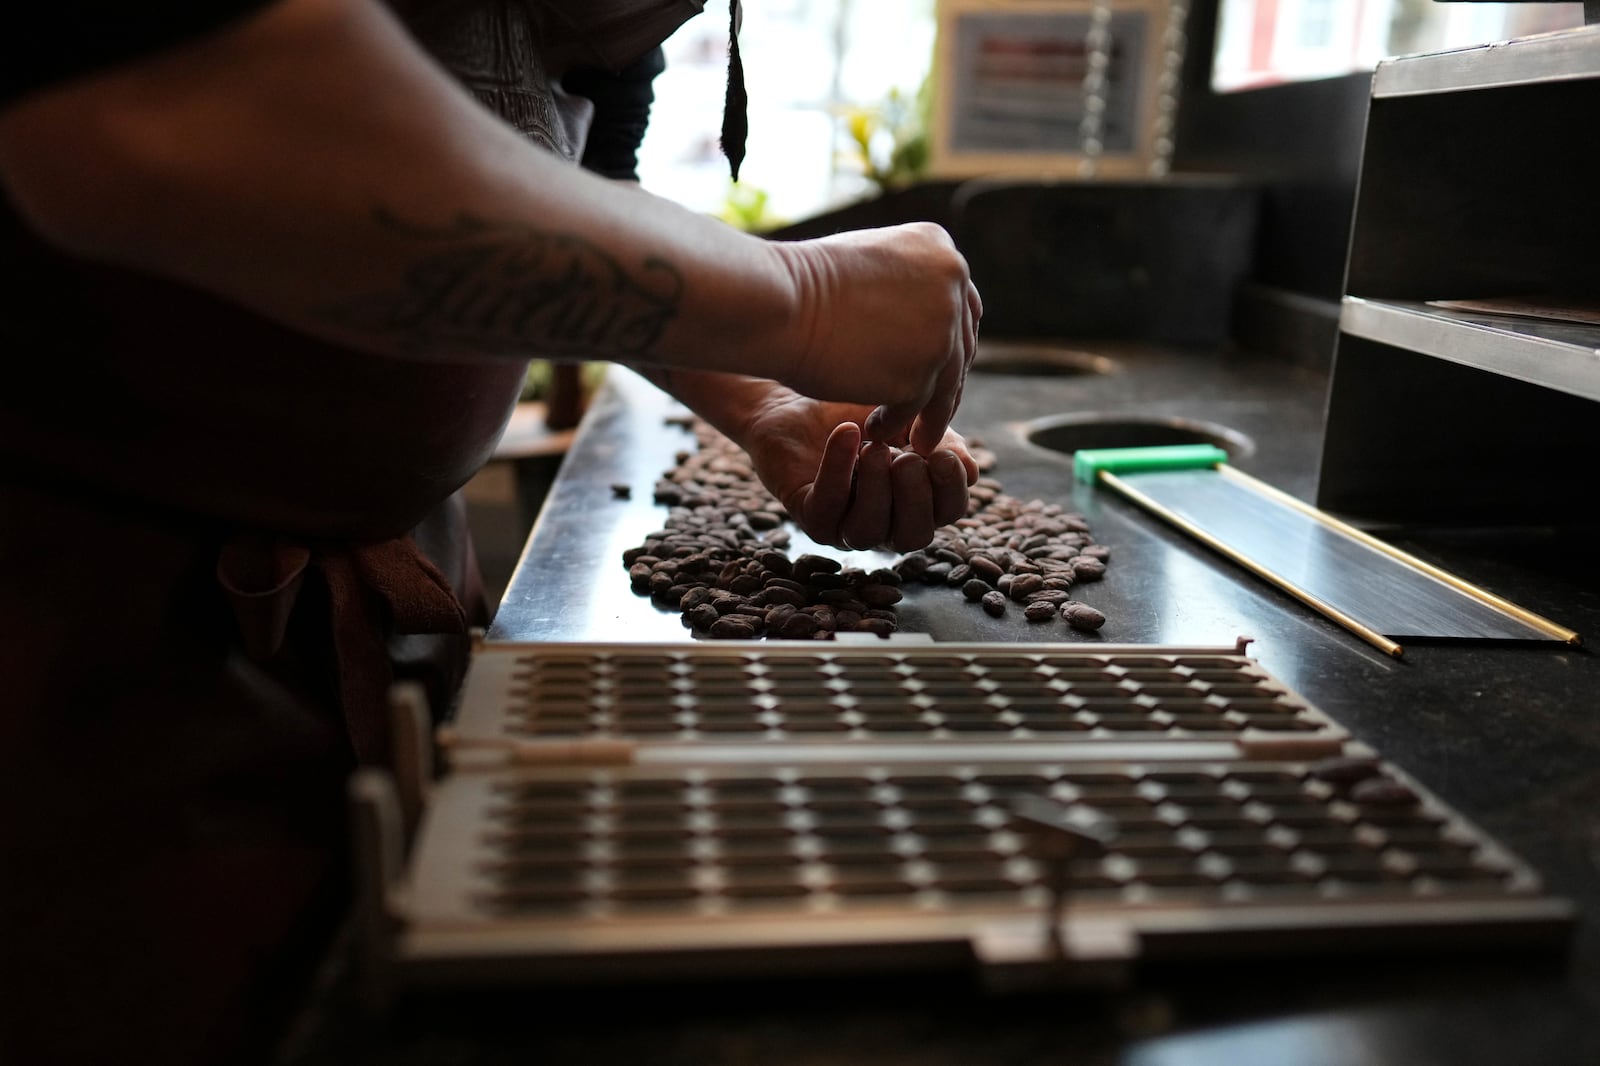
[
  {"left": 1072, "top": 557, "right": 1107, "bottom": 581},
  {"left": 895, "top": 553, "right": 930, "bottom": 581},
  {"left": 776, "top": 612, "right": 821, "bottom": 639},
  {"left": 859, "top": 584, "right": 903, "bottom": 608},
  {"left": 969, "top": 556, "right": 1003, "bottom": 583},
  {"left": 686, "top": 603, "right": 720, "bottom": 630},
  {"left": 1061, "top": 602, "right": 1106, "bottom": 632},
  {"left": 1024, "top": 601, "right": 1058, "bottom": 623},
  {"left": 793, "top": 553, "right": 841, "bottom": 579},
  {"left": 756, "top": 550, "right": 793, "bottom": 576},
  {"left": 710, "top": 616, "right": 758, "bottom": 639},
  {"left": 1009, "top": 574, "right": 1045, "bottom": 602}
]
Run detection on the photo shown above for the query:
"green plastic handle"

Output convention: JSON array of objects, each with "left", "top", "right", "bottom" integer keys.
[{"left": 1073, "top": 444, "right": 1230, "bottom": 485}]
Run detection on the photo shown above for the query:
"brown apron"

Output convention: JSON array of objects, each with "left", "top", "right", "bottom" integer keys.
[{"left": 0, "top": 3, "right": 700, "bottom": 1063}]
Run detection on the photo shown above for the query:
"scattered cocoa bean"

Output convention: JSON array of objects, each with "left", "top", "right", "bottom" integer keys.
[
  {"left": 793, "top": 553, "right": 841, "bottom": 579},
  {"left": 859, "top": 584, "right": 903, "bottom": 608},
  {"left": 895, "top": 553, "right": 930, "bottom": 581},
  {"left": 1072, "top": 557, "right": 1107, "bottom": 581},
  {"left": 969, "top": 556, "right": 1003, "bottom": 583},
  {"left": 686, "top": 603, "right": 720, "bottom": 630},
  {"left": 857, "top": 617, "right": 895, "bottom": 637},
  {"left": 710, "top": 616, "right": 757, "bottom": 639},
  {"left": 1024, "top": 601, "right": 1058, "bottom": 623},
  {"left": 755, "top": 550, "right": 793, "bottom": 576},
  {"left": 781, "top": 612, "right": 823, "bottom": 638},
  {"left": 1009, "top": 574, "right": 1045, "bottom": 602},
  {"left": 1061, "top": 602, "right": 1106, "bottom": 632}
]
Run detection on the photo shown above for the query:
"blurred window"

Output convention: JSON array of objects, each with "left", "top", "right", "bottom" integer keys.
[
  {"left": 637, "top": 0, "right": 938, "bottom": 223},
  {"left": 1212, "top": 0, "right": 1585, "bottom": 92},
  {"left": 638, "top": 3, "right": 1589, "bottom": 219}
]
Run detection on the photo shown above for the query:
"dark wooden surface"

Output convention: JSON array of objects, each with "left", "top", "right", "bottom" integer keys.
[{"left": 283, "top": 350, "right": 1600, "bottom": 1066}]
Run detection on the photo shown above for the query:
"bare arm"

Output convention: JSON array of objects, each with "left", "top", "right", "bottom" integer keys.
[{"left": 0, "top": 0, "right": 977, "bottom": 450}]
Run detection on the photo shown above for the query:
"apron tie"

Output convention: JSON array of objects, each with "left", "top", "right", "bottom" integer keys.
[
  {"left": 217, "top": 534, "right": 465, "bottom": 763},
  {"left": 722, "top": 0, "right": 748, "bottom": 181}
]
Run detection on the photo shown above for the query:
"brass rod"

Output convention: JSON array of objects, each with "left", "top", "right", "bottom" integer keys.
[{"left": 1099, "top": 471, "right": 1405, "bottom": 658}]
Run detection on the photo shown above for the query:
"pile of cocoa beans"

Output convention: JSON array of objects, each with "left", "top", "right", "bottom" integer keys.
[{"left": 619, "top": 416, "right": 1109, "bottom": 638}]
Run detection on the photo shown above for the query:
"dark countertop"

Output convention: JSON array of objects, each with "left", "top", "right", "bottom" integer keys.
[{"left": 288, "top": 347, "right": 1600, "bottom": 1066}]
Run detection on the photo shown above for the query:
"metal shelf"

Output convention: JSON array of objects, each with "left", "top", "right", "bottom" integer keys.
[
  {"left": 1339, "top": 297, "right": 1600, "bottom": 403},
  {"left": 1374, "top": 23, "right": 1600, "bottom": 98}
]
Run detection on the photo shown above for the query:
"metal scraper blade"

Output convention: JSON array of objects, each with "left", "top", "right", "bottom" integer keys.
[{"left": 1103, "top": 466, "right": 1578, "bottom": 655}]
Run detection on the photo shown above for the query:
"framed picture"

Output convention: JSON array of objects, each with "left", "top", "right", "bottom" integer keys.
[{"left": 929, "top": 0, "right": 1178, "bottom": 179}]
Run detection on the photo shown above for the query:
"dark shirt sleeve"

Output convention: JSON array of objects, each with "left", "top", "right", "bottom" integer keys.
[
  {"left": 3, "top": 2, "right": 279, "bottom": 108},
  {"left": 563, "top": 46, "right": 667, "bottom": 183}
]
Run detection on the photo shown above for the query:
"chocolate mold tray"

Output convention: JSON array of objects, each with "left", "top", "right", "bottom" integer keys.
[
  {"left": 442, "top": 641, "right": 1347, "bottom": 755},
  {"left": 354, "top": 642, "right": 1572, "bottom": 991}
]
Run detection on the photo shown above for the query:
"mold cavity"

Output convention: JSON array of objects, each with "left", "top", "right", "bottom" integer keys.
[
  {"left": 1023, "top": 414, "right": 1255, "bottom": 460},
  {"left": 971, "top": 341, "right": 1116, "bottom": 377}
]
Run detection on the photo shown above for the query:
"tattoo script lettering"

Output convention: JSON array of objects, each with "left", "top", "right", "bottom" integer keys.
[{"left": 317, "top": 210, "right": 682, "bottom": 358}]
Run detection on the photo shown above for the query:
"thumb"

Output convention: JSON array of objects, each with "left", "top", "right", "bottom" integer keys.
[{"left": 862, "top": 404, "right": 913, "bottom": 447}]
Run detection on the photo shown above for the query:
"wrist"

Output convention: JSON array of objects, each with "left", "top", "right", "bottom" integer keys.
[
  {"left": 750, "top": 238, "right": 820, "bottom": 392},
  {"left": 648, "top": 365, "right": 800, "bottom": 462}
]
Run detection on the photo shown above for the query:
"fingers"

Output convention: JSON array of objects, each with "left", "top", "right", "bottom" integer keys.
[
  {"left": 929, "top": 450, "right": 971, "bottom": 529},
  {"left": 863, "top": 404, "right": 911, "bottom": 448},
  {"left": 836, "top": 445, "right": 972, "bottom": 552},
  {"left": 908, "top": 279, "right": 981, "bottom": 457},
  {"left": 837, "top": 441, "right": 894, "bottom": 549},
  {"left": 906, "top": 331, "right": 964, "bottom": 457},
  {"left": 953, "top": 279, "right": 982, "bottom": 414},
  {"left": 783, "top": 421, "right": 859, "bottom": 543},
  {"left": 888, "top": 452, "right": 936, "bottom": 552},
  {"left": 786, "top": 419, "right": 978, "bottom": 553},
  {"left": 967, "top": 279, "right": 984, "bottom": 345},
  {"left": 941, "top": 431, "right": 981, "bottom": 485},
  {"left": 863, "top": 401, "right": 916, "bottom": 449}
]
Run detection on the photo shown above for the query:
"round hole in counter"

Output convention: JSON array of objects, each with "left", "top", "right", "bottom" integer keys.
[
  {"left": 1022, "top": 413, "right": 1256, "bottom": 461},
  {"left": 971, "top": 341, "right": 1116, "bottom": 377}
]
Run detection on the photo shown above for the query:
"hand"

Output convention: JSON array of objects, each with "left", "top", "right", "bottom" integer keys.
[
  {"left": 768, "top": 223, "right": 981, "bottom": 457},
  {"left": 736, "top": 388, "right": 979, "bottom": 552}
]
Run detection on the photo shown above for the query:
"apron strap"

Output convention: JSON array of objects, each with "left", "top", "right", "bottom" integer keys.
[
  {"left": 217, "top": 533, "right": 466, "bottom": 763},
  {"left": 722, "top": 0, "right": 748, "bottom": 180}
]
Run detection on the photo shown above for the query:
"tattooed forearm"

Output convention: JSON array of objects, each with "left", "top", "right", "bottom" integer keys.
[{"left": 316, "top": 209, "right": 682, "bottom": 359}]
